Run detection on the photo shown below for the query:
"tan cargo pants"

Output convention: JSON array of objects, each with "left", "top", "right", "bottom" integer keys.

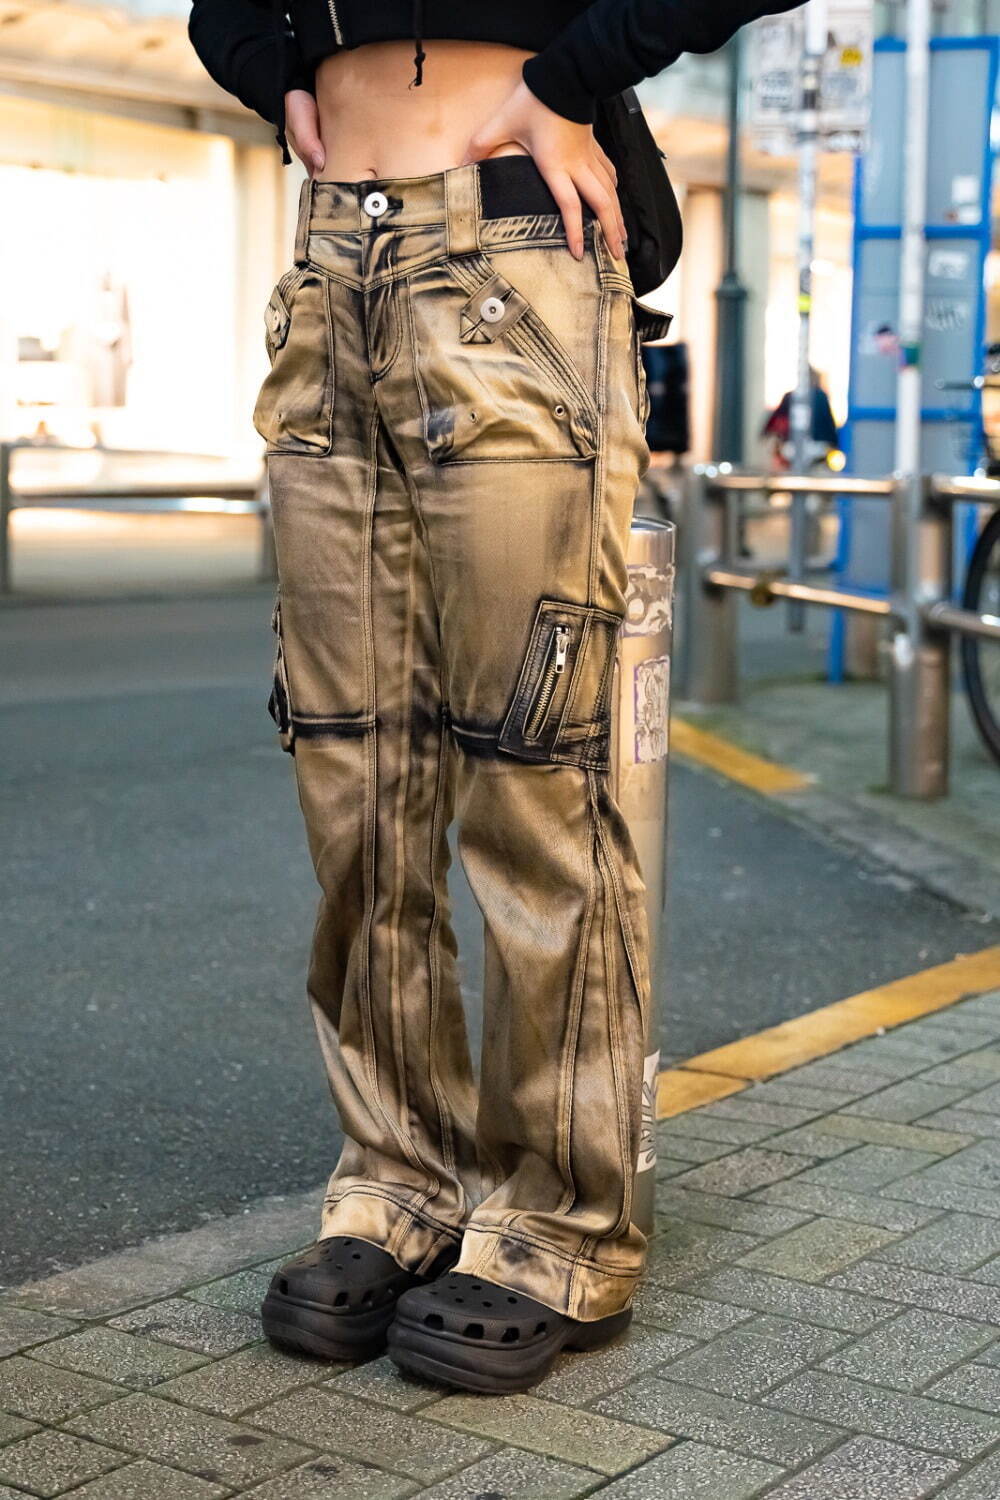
[{"left": 255, "top": 157, "right": 654, "bottom": 1321}]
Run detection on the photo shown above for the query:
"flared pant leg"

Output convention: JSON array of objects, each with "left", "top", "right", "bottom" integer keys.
[{"left": 268, "top": 409, "right": 482, "bottom": 1275}]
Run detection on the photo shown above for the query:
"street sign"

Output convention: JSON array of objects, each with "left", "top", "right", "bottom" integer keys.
[{"left": 748, "top": 0, "right": 873, "bottom": 154}]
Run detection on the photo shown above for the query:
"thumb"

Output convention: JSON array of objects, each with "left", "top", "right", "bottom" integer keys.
[
  {"left": 460, "top": 125, "right": 503, "bottom": 166},
  {"left": 286, "top": 96, "right": 325, "bottom": 175},
  {"left": 296, "top": 135, "right": 325, "bottom": 174},
  {"left": 301, "top": 132, "right": 325, "bottom": 174}
]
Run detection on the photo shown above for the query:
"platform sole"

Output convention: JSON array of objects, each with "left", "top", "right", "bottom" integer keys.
[
  {"left": 261, "top": 1289, "right": 395, "bottom": 1363},
  {"left": 387, "top": 1306, "right": 632, "bottom": 1394}
]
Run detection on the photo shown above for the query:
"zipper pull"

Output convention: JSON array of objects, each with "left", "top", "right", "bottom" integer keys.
[{"left": 554, "top": 626, "right": 570, "bottom": 672}]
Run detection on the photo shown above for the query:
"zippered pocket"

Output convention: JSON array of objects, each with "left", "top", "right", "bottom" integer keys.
[
  {"left": 499, "top": 599, "right": 623, "bottom": 769},
  {"left": 523, "top": 625, "right": 570, "bottom": 741}
]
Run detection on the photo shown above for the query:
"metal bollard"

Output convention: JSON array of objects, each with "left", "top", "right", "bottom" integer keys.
[
  {"left": 887, "top": 474, "right": 952, "bottom": 798},
  {"left": 0, "top": 443, "right": 12, "bottom": 597},
  {"left": 610, "top": 516, "right": 675, "bottom": 1239},
  {"left": 675, "top": 466, "right": 740, "bottom": 705}
]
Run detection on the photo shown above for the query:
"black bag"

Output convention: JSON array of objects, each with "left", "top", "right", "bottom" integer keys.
[
  {"left": 593, "top": 87, "right": 682, "bottom": 340},
  {"left": 642, "top": 340, "right": 691, "bottom": 454}
]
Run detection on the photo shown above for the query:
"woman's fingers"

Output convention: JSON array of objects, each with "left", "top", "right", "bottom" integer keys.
[
  {"left": 589, "top": 157, "right": 627, "bottom": 249},
  {"left": 576, "top": 168, "right": 625, "bottom": 260},
  {"left": 461, "top": 84, "right": 628, "bottom": 262},
  {"left": 593, "top": 143, "right": 627, "bottom": 243},
  {"left": 542, "top": 168, "right": 585, "bottom": 258},
  {"left": 595, "top": 142, "right": 618, "bottom": 185}
]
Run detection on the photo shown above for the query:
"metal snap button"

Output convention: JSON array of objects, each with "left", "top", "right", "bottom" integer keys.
[
  {"left": 363, "top": 191, "right": 389, "bottom": 218},
  {"left": 480, "top": 296, "right": 506, "bottom": 324}
]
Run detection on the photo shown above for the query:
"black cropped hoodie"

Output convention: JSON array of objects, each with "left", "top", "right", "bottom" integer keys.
[{"left": 187, "top": 0, "right": 804, "bottom": 163}]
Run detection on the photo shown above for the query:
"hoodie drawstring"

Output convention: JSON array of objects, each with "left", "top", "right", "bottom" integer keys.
[
  {"left": 271, "top": 2, "right": 426, "bottom": 165},
  {"left": 411, "top": 0, "right": 426, "bottom": 87}
]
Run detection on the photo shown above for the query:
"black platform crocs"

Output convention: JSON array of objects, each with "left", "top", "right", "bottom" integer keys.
[
  {"left": 261, "top": 1235, "right": 459, "bottom": 1362},
  {"left": 386, "top": 1272, "right": 633, "bottom": 1393}
]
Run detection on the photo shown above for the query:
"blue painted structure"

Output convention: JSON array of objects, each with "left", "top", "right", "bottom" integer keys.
[{"left": 831, "top": 34, "right": 1000, "bottom": 679}]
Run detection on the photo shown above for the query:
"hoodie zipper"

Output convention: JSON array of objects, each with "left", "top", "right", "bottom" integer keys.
[
  {"left": 524, "top": 625, "right": 570, "bottom": 741},
  {"left": 327, "top": 0, "right": 344, "bottom": 44}
]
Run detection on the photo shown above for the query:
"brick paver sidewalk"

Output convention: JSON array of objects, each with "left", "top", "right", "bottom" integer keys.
[{"left": 2, "top": 990, "right": 1000, "bottom": 1499}]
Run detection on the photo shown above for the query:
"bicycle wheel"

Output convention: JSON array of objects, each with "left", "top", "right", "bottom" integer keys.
[{"left": 960, "top": 506, "right": 1000, "bottom": 765}]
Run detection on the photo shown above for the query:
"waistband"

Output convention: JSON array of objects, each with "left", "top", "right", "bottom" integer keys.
[{"left": 296, "top": 156, "right": 594, "bottom": 255}]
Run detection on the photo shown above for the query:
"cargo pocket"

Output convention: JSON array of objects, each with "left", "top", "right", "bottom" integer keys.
[
  {"left": 267, "top": 596, "right": 295, "bottom": 754},
  {"left": 253, "top": 269, "right": 335, "bottom": 456},
  {"left": 498, "top": 599, "right": 623, "bottom": 770},
  {"left": 411, "top": 257, "right": 599, "bottom": 464}
]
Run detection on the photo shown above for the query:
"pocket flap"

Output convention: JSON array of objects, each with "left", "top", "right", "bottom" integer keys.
[
  {"left": 264, "top": 286, "right": 292, "bottom": 352},
  {"left": 460, "top": 273, "right": 532, "bottom": 344},
  {"left": 633, "top": 300, "right": 673, "bottom": 346},
  {"left": 499, "top": 598, "right": 622, "bottom": 770}
]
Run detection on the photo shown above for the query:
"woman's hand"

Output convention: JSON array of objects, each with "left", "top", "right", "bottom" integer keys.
[
  {"left": 460, "top": 81, "right": 626, "bottom": 262},
  {"left": 285, "top": 90, "right": 326, "bottom": 177}
]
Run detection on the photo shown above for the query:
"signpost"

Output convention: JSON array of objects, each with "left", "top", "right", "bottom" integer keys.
[
  {"left": 748, "top": 0, "right": 873, "bottom": 156},
  {"left": 747, "top": 0, "right": 873, "bottom": 628}
]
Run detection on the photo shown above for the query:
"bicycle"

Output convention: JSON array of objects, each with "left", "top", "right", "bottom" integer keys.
[{"left": 936, "top": 357, "right": 1000, "bottom": 765}]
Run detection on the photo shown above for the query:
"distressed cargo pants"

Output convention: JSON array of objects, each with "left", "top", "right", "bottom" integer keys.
[{"left": 255, "top": 157, "right": 654, "bottom": 1322}]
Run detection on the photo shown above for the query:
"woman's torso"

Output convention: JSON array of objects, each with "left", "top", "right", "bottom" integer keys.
[{"left": 314, "top": 40, "right": 536, "bottom": 181}]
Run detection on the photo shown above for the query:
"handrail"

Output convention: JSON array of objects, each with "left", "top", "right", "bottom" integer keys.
[
  {"left": 696, "top": 465, "right": 896, "bottom": 498},
  {"left": 704, "top": 566, "right": 897, "bottom": 615},
  {"left": 2, "top": 440, "right": 251, "bottom": 465},
  {"left": 930, "top": 473, "right": 1000, "bottom": 503},
  {"left": 0, "top": 440, "right": 272, "bottom": 594},
  {"left": 676, "top": 466, "right": 1000, "bottom": 799},
  {"left": 924, "top": 600, "right": 1000, "bottom": 642},
  {"left": 11, "top": 481, "right": 264, "bottom": 503}
]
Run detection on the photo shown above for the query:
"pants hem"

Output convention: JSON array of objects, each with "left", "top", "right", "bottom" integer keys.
[
  {"left": 451, "top": 1225, "right": 641, "bottom": 1321},
  {"left": 320, "top": 1186, "right": 464, "bottom": 1276}
]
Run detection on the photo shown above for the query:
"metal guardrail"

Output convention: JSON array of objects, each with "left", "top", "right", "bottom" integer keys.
[
  {"left": 0, "top": 442, "right": 273, "bottom": 594},
  {"left": 675, "top": 464, "right": 1000, "bottom": 799}
]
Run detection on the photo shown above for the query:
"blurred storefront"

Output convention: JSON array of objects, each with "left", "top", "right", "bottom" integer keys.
[
  {"left": 638, "top": 54, "right": 856, "bottom": 465},
  {"left": 0, "top": 0, "right": 298, "bottom": 459}
]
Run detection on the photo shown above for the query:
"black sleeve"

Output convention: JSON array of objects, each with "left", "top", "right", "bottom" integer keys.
[
  {"left": 188, "top": 0, "right": 314, "bottom": 129},
  {"left": 522, "top": 0, "right": 807, "bottom": 124}
]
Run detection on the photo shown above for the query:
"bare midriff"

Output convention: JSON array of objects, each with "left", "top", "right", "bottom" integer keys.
[{"left": 313, "top": 39, "right": 536, "bottom": 181}]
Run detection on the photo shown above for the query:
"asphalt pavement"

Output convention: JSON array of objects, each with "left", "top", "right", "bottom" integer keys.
[{"left": 2, "top": 590, "right": 996, "bottom": 1285}]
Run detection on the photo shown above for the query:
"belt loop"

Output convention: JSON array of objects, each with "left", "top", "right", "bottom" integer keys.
[
  {"left": 294, "top": 178, "right": 314, "bottom": 265},
  {"left": 445, "top": 164, "right": 482, "bottom": 259}
]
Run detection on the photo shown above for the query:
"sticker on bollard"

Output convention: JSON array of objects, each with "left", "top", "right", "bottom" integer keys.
[
  {"left": 637, "top": 1049, "right": 660, "bottom": 1172},
  {"left": 634, "top": 656, "right": 671, "bottom": 764},
  {"left": 623, "top": 561, "right": 675, "bottom": 635}
]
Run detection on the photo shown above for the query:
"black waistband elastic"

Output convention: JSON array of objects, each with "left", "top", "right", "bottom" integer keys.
[
  {"left": 477, "top": 155, "right": 595, "bottom": 223},
  {"left": 301, "top": 156, "right": 597, "bottom": 243}
]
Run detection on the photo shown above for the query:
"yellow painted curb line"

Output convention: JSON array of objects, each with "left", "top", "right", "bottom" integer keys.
[
  {"left": 671, "top": 717, "right": 812, "bottom": 796},
  {"left": 657, "top": 944, "right": 1000, "bottom": 1120}
]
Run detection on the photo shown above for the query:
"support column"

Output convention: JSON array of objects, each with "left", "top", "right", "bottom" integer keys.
[{"left": 679, "top": 189, "right": 724, "bottom": 462}]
